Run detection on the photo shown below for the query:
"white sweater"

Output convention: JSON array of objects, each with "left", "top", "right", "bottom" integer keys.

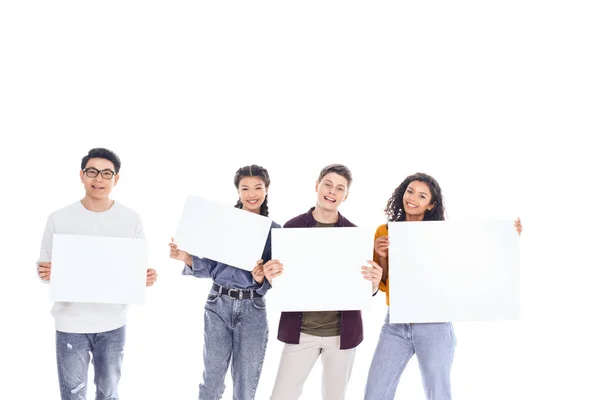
[{"left": 38, "top": 200, "right": 145, "bottom": 333}]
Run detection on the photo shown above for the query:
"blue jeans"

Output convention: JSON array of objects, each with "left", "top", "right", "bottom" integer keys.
[
  {"left": 364, "top": 311, "right": 456, "bottom": 400},
  {"left": 56, "top": 325, "right": 126, "bottom": 400},
  {"left": 198, "top": 288, "right": 269, "bottom": 400}
]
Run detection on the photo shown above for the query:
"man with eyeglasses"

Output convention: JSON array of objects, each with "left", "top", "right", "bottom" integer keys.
[{"left": 36, "top": 147, "right": 157, "bottom": 400}]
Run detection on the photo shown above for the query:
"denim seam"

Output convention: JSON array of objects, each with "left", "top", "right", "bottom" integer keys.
[{"left": 250, "top": 328, "right": 269, "bottom": 400}]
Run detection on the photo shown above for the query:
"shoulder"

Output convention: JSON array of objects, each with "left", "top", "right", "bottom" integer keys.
[
  {"left": 112, "top": 202, "right": 143, "bottom": 223},
  {"left": 49, "top": 201, "right": 83, "bottom": 220},
  {"left": 345, "top": 218, "right": 357, "bottom": 227},
  {"left": 337, "top": 212, "right": 356, "bottom": 227},
  {"left": 283, "top": 213, "right": 307, "bottom": 228}
]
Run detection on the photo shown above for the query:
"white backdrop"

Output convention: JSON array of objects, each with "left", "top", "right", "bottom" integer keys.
[{"left": 1, "top": 1, "right": 598, "bottom": 399}]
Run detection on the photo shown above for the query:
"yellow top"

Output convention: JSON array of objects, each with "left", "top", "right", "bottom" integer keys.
[{"left": 374, "top": 223, "right": 391, "bottom": 306}]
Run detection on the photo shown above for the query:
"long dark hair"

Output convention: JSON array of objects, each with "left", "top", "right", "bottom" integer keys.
[
  {"left": 234, "top": 165, "right": 271, "bottom": 217},
  {"left": 385, "top": 172, "right": 445, "bottom": 222}
]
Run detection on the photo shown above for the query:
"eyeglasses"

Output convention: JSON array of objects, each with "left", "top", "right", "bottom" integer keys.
[{"left": 83, "top": 167, "right": 116, "bottom": 179}]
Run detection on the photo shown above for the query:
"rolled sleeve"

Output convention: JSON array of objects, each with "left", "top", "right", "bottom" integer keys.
[
  {"left": 255, "top": 277, "right": 272, "bottom": 296},
  {"left": 182, "top": 255, "right": 215, "bottom": 278}
]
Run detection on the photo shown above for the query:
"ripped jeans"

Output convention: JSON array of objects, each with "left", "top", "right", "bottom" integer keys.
[{"left": 56, "top": 326, "right": 126, "bottom": 400}]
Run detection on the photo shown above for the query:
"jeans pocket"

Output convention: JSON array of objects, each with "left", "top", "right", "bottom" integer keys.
[
  {"left": 252, "top": 297, "right": 266, "bottom": 310},
  {"left": 206, "top": 291, "right": 220, "bottom": 304}
]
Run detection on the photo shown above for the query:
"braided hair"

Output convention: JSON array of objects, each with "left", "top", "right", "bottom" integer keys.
[
  {"left": 384, "top": 172, "right": 446, "bottom": 222},
  {"left": 233, "top": 165, "right": 271, "bottom": 217}
]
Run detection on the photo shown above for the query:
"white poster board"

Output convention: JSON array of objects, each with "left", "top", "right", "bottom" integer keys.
[
  {"left": 49, "top": 234, "right": 148, "bottom": 304},
  {"left": 174, "top": 194, "right": 273, "bottom": 270},
  {"left": 270, "top": 227, "right": 373, "bottom": 311},
  {"left": 388, "top": 220, "right": 519, "bottom": 323}
]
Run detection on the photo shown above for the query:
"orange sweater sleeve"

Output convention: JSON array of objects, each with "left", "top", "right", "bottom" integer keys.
[{"left": 373, "top": 224, "right": 389, "bottom": 294}]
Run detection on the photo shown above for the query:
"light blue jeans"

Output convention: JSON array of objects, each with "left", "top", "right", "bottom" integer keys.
[
  {"left": 364, "top": 311, "right": 456, "bottom": 400},
  {"left": 198, "top": 288, "right": 269, "bottom": 400},
  {"left": 56, "top": 325, "right": 126, "bottom": 400}
]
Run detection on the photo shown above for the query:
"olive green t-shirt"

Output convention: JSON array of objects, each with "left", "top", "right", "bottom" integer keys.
[{"left": 300, "top": 221, "right": 341, "bottom": 337}]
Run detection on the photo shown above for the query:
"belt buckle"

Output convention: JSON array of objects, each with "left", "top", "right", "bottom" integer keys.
[{"left": 228, "top": 288, "right": 243, "bottom": 300}]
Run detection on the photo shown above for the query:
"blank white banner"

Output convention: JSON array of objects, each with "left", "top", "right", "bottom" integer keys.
[
  {"left": 270, "top": 227, "right": 373, "bottom": 311},
  {"left": 174, "top": 194, "right": 273, "bottom": 271},
  {"left": 388, "top": 220, "right": 519, "bottom": 323},
  {"left": 49, "top": 234, "right": 148, "bottom": 304}
]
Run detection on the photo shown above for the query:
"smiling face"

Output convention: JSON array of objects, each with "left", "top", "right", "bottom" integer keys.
[
  {"left": 237, "top": 176, "right": 267, "bottom": 214},
  {"left": 315, "top": 172, "right": 349, "bottom": 212},
  {"left": 402, "top": 180, "right": 435, "bottom": 221},
  {"left": 80, "top": 157, "right": 119, "bottom": 201}
]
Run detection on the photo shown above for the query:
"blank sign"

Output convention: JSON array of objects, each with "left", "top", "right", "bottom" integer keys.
[
  {"left": 174, "top": 194, "right": 273, "bottom": 271},
  {"left": 49, "top": 234, "right": 148, "bottom": 304},
  {"left": 270, "top": 227, "right": 373, "bottom": 311},
  {"left": 388, "top": 220, "right": 519, "bottom": 323}
]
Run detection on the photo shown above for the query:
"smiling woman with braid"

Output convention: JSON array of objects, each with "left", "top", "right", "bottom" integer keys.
[{"left": 169, "top": 165, "right": 282, "bottom": 400}]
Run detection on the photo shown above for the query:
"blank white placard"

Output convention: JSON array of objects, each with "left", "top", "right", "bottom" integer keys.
[
  {"left": 270, "top": 227, "right": 373, "bottom": 311},
  {"left": 49, "top": 234, "right": 148, "bottom": 304},
  {"left": 174, "top": 194, "right": 273, "bottom": 271},
  {"left": 388, "top": 220, "right": 519, "bottom": 323}
]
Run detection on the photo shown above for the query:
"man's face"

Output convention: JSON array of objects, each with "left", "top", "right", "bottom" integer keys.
[
  {"left": 315, "top": 172, "right": 349, "bottom": 212},
  {"left": 80, "top": 157, "right": 118, "bottom": 200}
]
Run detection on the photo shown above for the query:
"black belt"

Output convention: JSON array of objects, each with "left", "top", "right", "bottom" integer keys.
[{"left": 212, "top": 283, "right": 262, "bottom": 299}]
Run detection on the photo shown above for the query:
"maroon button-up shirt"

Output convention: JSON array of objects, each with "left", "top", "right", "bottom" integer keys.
[{"left": 276, "top": 207, "right": 364, "bottom": 350}]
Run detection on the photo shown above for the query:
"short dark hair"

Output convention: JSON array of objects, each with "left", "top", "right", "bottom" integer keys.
[
  {"left": 81, "top": 148, "right": 121, "bottom": 173},
  {"left": 317, "top": 164, "right": 353, "bottom": 188}
]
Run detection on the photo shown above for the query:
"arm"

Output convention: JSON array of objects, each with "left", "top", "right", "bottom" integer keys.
[
  {"left": 184, "top": 255, "right": 217, "bottom": 278},
  {"left": 135, "top": 218, "right": 157, "bottom": 286},
  {"left": 134, "top": 218, "right": 145, "bottom": 240},
  {"left": 377, "top": 254, "right": 389, "bottom": 285},
  {"left": 253, "top": 221, "right": 282, "bottom": 295},
  {"left": 251, "top": 259, "right": 273, "bottom": 296},
  {"left": 373, "top": 233, "right": 390, "bottom": 292},
  {"left": 169, "top": 238, "right": 216, "bottom": 278},
  {"left": 37, "top": 214, "right": 54, "bottom": 283}
]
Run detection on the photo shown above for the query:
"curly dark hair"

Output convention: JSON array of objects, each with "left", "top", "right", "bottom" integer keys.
[
  {"left": 233, "top": 164, "right": 271, "bottom": 217},
  {"left": 384, "top": 172, "right": 446, "bottom": 222}
]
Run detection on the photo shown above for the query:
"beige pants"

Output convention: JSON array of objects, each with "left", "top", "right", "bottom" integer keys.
[{"left": 270, "top": 333, "right": 357, "bottom": 400}]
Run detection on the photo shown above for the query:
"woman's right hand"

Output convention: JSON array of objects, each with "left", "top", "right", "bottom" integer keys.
[
  {"left": 374, "top": 236, "right": 390, "bottom": 259},
  {"left": 169, "top": 238, "right": 192, "bottom": 266}
]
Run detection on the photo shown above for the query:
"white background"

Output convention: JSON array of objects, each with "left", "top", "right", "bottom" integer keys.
[{"left": 1, "top": 1, "right": 598, "bottom": 399}]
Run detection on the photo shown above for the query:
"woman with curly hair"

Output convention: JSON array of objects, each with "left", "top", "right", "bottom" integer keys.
[{"left": 364, "top": 172, "right": 522, "bottom": 400}]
